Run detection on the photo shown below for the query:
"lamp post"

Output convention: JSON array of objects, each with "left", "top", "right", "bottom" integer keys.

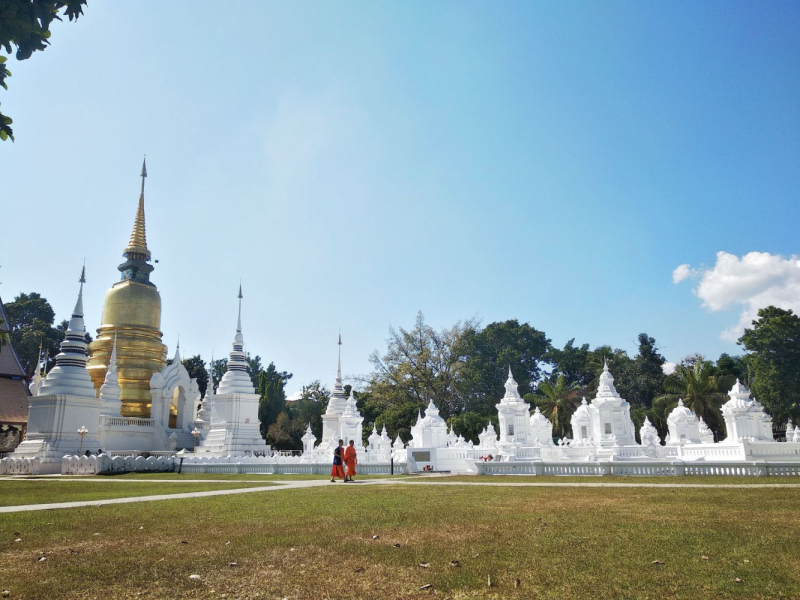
[
  {"left": 191, "top": 427, "right": 200, "bottom": 452},
  {"left": 77, "top": 425, "right": 88, "bottom": 455}
]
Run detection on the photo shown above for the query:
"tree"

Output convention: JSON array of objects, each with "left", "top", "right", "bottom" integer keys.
[
  {"left": 212, "top": 358, "right": 227, "bottom": 389},
  {"left": 0, "top": 318, "right": 8, "bottom": 349},
  {"left": 546, "top": 339, "right": 592, "bottom": 387},
  {"left": 585, "top": 345, "right": 633, "bottom": 398},
  {"left": 715, "top": 353, "right": 748, "bottom": 385},
  {"left": 362, "top": 311, "right": 474, "bottom": 426},
  {"left": 626, "top": 333, "right": 666, "bottom": 408},
  {"left": 0, "top": 0, "right": 87, "bottom": 141},
  {"left": 256, "top": 363, "right": 293, "bottom": 440},
  {"left": 246, "top": 353, "right": 264, "bottom": 383},
  {"left": 447, "top": 411, "right": 495, "bottom": 445},
  {"left": 454, "top": 319, "right": 550, "bottom": 417},
  {"left": 653, "top": 360, "right": 733, "bottom": 438},
  {"left": 181, "top": 354, "right": 208, "bottom": 397},
  {"left": 533, "top": 374, "right": 581, "bottom": 438},
  {"left": 264, "top": 380, "right": 326, "bottom": 450},
  {"left": 4, "top": 292, "right": 63, "bottom": 380},
  {"left": 739, "top": 306, "right": 800, "bottom": 424}
]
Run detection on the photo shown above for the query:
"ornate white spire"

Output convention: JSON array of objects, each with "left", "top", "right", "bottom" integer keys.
[
  {"left": 237, "top": 282, "right": 243, "bottom": 333},
  {"left": 205, "top": 357, "right": 215, "bottom": 398},
  {"left": 217, "top": 285, "right": 255, "bottom": 395},
  {"left": 100, "top": 333, "right": 122, "bottom": 416},
  {"left": 325, "top": 333, "right": 347, "bottom": 415},
  {"left": 38, "top": 266, "right": 97, "bottom": 398},
  {"left": 500, "top": 366, "right": 523, "bottom": 403},
  {"left": 595, "top": 359, "right": 621, "bottom": 399}
]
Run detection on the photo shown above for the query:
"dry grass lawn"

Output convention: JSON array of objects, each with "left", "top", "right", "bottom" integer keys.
[{"left": 0, "top": 482, "right": 798, "bottom": 598}]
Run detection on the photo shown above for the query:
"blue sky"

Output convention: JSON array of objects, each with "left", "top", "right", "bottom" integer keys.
[{"left": 2, "top": 2, "right": 799, "bottom": 392}]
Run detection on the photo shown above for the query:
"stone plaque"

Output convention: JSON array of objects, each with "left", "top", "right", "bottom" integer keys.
[{"left": 411, "top": 451, "right": 431, "bottom": 462}]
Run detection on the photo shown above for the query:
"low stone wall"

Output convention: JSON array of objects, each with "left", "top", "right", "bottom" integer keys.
[
  {"left": 473, "top": 460, "right": 800, "bottom": 477},
  {"left": 0, "top": 456, "right": 43, "bottom": 475},
  {"left": 61, "top": 454, "right": 176, "bottom": 475},
  {"left": 179, "top": 458, "right": 407, "bottom": 475}
]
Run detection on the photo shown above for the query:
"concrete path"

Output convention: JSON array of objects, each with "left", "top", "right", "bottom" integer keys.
[
  {"left": 1, "top": 476, "right": 798, "bottom": 514},
  {"left": 0, "top": 478, "right": 396, "bottom": 514}
]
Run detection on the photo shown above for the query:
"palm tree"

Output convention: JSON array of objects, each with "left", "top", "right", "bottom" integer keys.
[
  {"left": 653, "top": 360, "right": 734, "bottom": 437},
  {"left": 535, "top": 374, "right": 581, "bottom": 438}
]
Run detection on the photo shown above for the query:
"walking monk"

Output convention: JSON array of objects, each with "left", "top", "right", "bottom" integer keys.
[
  {"left": 344, "top": 440, "right": 358, "bottom": 482},
  {"left": 331, "top": 439, "right": 345, "bottom": 482}
]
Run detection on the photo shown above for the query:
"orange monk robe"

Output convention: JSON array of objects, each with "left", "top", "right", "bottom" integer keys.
[
  {"left": 331, "top": 446, "right": 345, "bottom": 479},
  {"left": 344, "top": 445, "right": 358, "bottom": 477}
]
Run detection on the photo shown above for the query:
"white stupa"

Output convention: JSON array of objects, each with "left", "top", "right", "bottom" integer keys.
[
  {"left": 14, "top": 266, "right": 103, "bottom": 471},
  {"left": 99, "top": 333, "right": 122, "bottom": 417},
  {"left": 496, "top": 367, "right": 532, "bottom": 445},
  {"left": 321, "top": 334, "right": 348, "bottom": 447},
  {"left": 195, "top": 285, "right": 268, "bottom": 455}
]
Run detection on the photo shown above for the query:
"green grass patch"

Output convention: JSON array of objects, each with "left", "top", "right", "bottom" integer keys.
[
  {"left": 0, "top": 480, "right": 273, "bottom": 507},
  {"left": 0, "top": 483, "right": 797, "bottom": 598}
]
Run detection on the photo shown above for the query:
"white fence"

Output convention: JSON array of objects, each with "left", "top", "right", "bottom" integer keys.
[{"left": 474, "top": 460, "right": 800, "bottom": 477}]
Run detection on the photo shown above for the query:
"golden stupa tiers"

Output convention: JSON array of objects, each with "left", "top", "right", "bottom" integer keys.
[{"left": 87, "top": 159, "right": 167, "bottom": 418}]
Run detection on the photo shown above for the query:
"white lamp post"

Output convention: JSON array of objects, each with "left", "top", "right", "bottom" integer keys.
[{"left": 77, "top": 425, "right": 88, "bottom": 455}]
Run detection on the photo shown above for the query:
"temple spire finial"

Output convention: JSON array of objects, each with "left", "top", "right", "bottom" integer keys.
[
  {"left": 237, "top": 282, "right": 243, "bottom": 332},
  {"left": 337, "top": 331, "right": 342, "bottom": 379},
  {"left": 140, "top": 155, "right": 147, "bottom": 195},
  {"left": 120, "top": 158, "right": 153, "bottom": 282}
]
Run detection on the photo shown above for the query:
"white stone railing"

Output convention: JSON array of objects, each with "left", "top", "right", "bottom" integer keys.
[
  {"left": 107, "top": 451, "right": 175, "bottom": 458},
  {"left": 99, "top": 416, "right": 156, "bottom": 428},
  {"left": 473, "top": 459, "right": 800, "bottom": 477},
  {"left": 0, "top": 456, "right": 42, "bottom": 475}
]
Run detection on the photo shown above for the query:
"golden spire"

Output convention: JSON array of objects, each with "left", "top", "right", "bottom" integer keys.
[{"left": 124, "top": 157, "right": 151, "bottom": 259}]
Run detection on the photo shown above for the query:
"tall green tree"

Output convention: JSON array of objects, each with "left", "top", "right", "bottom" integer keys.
[
  {"left": 256, "top": 363, "right": 293, "bottom": 440},
  {"left": 362, "top": 311, "right": 475, "bottom": 425},
  {"left": 454, "top": 319, "right": 550, "bottom": 417},
  {"left": 0, "top": 0, "right": 87, "bottom": 141},
  {"left": 653, "top": 360, "right": 733, "bottom": 438},
  {"left": 181, "top": 355, "right": 208, "bottom": 397},
  {"left": 546, "top": 339, "right": 592, "bottom": 387},
  {"left": 533, "top": 374, "right": 581, "bottom": 438},
  {"left": 715, "top": 353, "right": 748, "bottom": 384},
  {"left": 739, "top": 306, "right": 800, "bottom": 424},
  {"left": 5, "top": 292, "right": 63, "bottom": 380},
  {"left": 626, "top": 333, "right": 666, "bottom": 408}
]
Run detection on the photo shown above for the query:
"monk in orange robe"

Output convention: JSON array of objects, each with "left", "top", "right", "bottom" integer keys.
[
  {"left": 331, "top": 439, "right": 345, "bottom": 482},
  {"left": 344, "top": 440, "right": 358, "bottom": 482}
]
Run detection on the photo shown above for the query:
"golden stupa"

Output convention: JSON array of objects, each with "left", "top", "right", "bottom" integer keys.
[{"left": 87, "top": 159, "right": 168, "bottom": 418}]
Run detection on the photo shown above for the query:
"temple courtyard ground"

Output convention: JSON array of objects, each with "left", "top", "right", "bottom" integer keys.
[{"left": 0, "top": 474, "right": 798, "bottom": 599}]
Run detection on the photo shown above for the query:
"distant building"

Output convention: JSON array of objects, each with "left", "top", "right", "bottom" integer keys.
[{"left": 0, "top": 296, "right": 30, "bottom": 453}]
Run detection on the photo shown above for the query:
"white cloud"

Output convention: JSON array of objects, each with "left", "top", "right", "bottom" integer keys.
[
  {"left": 662, "top": 362, "right": 677, "bottom": 375},
  {"left": 672, "top": 264, "right": 693, "bottom": 284},
  {"left": 674, "top": 251, "right": 800, "bottom": 341}
]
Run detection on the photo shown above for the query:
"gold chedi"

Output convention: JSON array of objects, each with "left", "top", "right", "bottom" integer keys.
[{"left": 87, "top": 159, "right": 167, "bottom": 417}]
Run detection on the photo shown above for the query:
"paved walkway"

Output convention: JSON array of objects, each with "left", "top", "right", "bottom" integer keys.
[{"left": 1, "top": 476, "right": 798, "bottom": 514}]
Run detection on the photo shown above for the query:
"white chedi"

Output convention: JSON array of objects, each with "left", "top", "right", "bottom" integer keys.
[
  {"left": 639, "top": 416, "right": 661, "bottom": 446},
  {"left": 409, "top": 399, "right": 449, "bottom": 448},
  {"left": 720, "top": 379, "right": 774, "bottom": 442},
  {"left": 99, "top": 334, "right": 122, "bottom": 417},
  {"left": 571, "top": 398, "right": 592, "bottom": 442},
  {"left": 37, "top": 273, "right": 97, "bottom": 399},
  {"left": 585, "top": 360, "right": 637, "bottom": 447},
  {"left": 496, "top": 367, "right": 532, "bottom": 445},
  {"left": 697, "top": 417, "right": 715, "bottom": 444},
  {"left": 529, "top": 406, "right": 554, "bottom": 446},
  {"left": 666, "top": 399, "right": 702, "bottom": 445}
]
